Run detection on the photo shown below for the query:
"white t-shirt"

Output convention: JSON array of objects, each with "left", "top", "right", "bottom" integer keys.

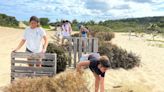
[
  {"left": 62, "top": 23, "right": 72, "bottom": 37},
  {"left": 23, "top": 27, "right": 46, "bottom": 53}
]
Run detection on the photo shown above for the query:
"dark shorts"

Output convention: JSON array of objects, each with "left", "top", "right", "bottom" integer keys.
[{"left": 26, "top": 48, "right": 33, "bottom": 53}]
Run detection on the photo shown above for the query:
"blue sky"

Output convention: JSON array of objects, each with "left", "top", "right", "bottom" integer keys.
[{"left": 0, "top": 0, "right": 164, "bottom": 22}]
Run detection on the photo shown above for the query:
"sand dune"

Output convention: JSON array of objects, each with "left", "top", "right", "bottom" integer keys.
[{"left": 0, "top": 26, "right": 164, "bottom": 92}]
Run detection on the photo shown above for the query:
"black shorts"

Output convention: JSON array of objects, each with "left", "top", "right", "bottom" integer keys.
[{"left": 26, "top": 48, "right": 33, "bottom": 53}]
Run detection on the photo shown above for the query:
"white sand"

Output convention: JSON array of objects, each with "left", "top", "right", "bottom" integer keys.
[{"left": 0, "top": 27, "right": 164, "bottom": 92}]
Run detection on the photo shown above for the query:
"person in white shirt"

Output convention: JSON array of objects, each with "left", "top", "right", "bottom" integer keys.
[
  {"left": 13, "top": 16, "right": 48, "bottom": 66},
  {"left": 61, "top": 20, "right": 72, "bottom": 45}
]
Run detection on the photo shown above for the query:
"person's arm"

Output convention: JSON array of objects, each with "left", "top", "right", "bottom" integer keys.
[
  {"left": 42, "top": 35, "right": 48, "bottom": 53},
  {"left": 68, "top": 23, "right": 72, "bottom": 34},
  {"left": 93, "top": 73, "right": 100, "bottom": 92},
  {"left": 13, "top": 39, "right": 26, "bottom": 52},
  {"left": 79, "top": 28, "right": 82, "bottom": 37},
  {"left": 76, "top": 61, "right": 90, "bottom": 73},
  {"left": 100, "top": 77, "right": 105, "bottom": 92}
]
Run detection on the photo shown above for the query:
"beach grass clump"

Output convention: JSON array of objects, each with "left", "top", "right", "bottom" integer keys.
[
  {"left": 71, "top": 33, "right": 80, "bottom": 37},
  {"left": 4, "top": 70, "right": 89, "bottom": 92}
]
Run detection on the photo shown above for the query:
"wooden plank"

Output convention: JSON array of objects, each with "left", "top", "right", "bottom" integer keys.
[
  {"left": 88, "top": 38, "right": 92, "bottom": 52},
  {"left": 11, "top": 60, "right": 55, "bottom": 66},
  {"left": 11, "top": 54, "right": 15, "bottom": 82},
  {"left": 11, "top": 52, "right": 56, "bottom": 60},
  {"left": 12, "top": 66, "right": 55, "bottom": 72},
  {"left": 53, "top": 54, "right": 57, "bottom": 74},
  {"left": 11, "top": 72, "right": 53, "bottom": 78},
  {"left": 93, "top": 38, "right": 98, "bottom": 52},
  {"left": 12, "top": 71, "right": 54, "bottom": 74},
  {"left": 73, "top": 38, "right": 77, "bottom": 67},
  {"left": 68, "top": 37, "right": 72, "bottom": 67},
  {"left": 83, "top": 38, "right": 87, "bottom": 53},
  {"left": 78, "top": 38, "right": 82, "bottom": 62}
]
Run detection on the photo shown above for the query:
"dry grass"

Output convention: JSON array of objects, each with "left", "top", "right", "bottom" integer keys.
[
  {"left": 4, "top": 70, "right": 90, "bottom": 92},
  {"left": 4, "top": 69, "right": 153, "bottom": 92}
]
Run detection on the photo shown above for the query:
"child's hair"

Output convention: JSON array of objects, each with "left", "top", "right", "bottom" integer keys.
[
  {"left": 62, "top": 20, "right": 66, "bottom": 23},
  {"left": 29, "top": 16, "right": 40, "bottom": 23},
  {"left": 29, "top": 16, "right": 40, "bottom": 27},
  {"left": 99, "top": 55, "right": 110, "bottom": 68}
]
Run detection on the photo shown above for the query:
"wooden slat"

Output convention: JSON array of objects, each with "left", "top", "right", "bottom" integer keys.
[
  {"left": 68, "top": 38, "right": 72, "bottom": 67},
  {"left": 12, "top": 66, "right": 55, "bottom": 72},
  {"left": 88, "top": 38, "right": 92, "bottom": 52},
  {"left": 11, "top": 72, "right": 53, "bottom": 78},
  {"left": 11, "top": 52, "right": 56, "bottom": 60},
  {"left": 12, "top": 71, "right": 54, "bottom": 74},
  {"left": 73, "top": 38, "right": 77, "bottom": 67},
  {"left": 53, "top": 54, "right": 57, "bottom": 74},
  {"left": 78, "top": 38, "right": 82, "bottom": 62},
  {"left": 93, "top": 38, "right": 98, "bottom": 52},
  {"left": 11, "top": 60, "right": 55, "bottom": 66}
]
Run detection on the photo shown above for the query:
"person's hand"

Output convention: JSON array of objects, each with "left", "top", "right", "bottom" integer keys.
[
  {"left": 12, "top": 49, "right": 17, "bottom": 53},
  {"left": 40, "top": 49, "right": 46, "bottom": 58},
  {"left": 41, "top": 49, "right": 46, "bottom": 53}
]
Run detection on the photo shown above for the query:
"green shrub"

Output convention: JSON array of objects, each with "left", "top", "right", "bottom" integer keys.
[
  {"left": 46, "top": 43, "right": 70, "bottom": 73},
  {"left": 42, "top": 25, "right": 50, "bottom": 29},
  {"left": 99, "top": 42, "right": 140, "bottom": 69},
  {"left": 0, "top": 13, "right": 19, "bottom": 27}
]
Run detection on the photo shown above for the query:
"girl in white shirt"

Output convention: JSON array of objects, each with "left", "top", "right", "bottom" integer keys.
[{"left": 13, "top": 16, "right": 48, "bottom": 66}]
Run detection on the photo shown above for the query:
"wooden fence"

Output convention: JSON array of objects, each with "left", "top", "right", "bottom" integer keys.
[
  {"left": 11, "top": 52, "right": 57, "bottom": 82},
  {"left": 65, "top": 37, "right": 98, "bottom": 67}
]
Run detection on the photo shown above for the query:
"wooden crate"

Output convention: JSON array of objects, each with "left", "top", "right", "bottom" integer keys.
[{"left": 11, "top": 52, "right": 57, "bottom": 82}]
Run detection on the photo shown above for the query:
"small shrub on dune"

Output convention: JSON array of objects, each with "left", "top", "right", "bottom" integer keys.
[
  {"left": 99, "top": 42, "right": 140, "bottom": 69},
  {"left": 71, "top": 33, "right": 80, "bottom": 37},
  {"left": 4, "top": 71, "right": 89, "bottom": 92},
  {"left": 46, "top": 43, "right": 70, "bottom": 73},
  {"left": 95, "top": 32, "right": 115, "bottom": 41},
  {"left": 87, "top": 25, "right": 112, "bottom": 37}
]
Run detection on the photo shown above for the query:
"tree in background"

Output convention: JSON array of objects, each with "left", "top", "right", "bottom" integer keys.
[
  {"left": 39, "top": 18, "right": 50, "bottom": 29},
  {"left": 147, "top": 23, "right": 160, "bottom": 40},
  {"left": 0, "top": 13, "right": 19, "bottom": 27}
]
